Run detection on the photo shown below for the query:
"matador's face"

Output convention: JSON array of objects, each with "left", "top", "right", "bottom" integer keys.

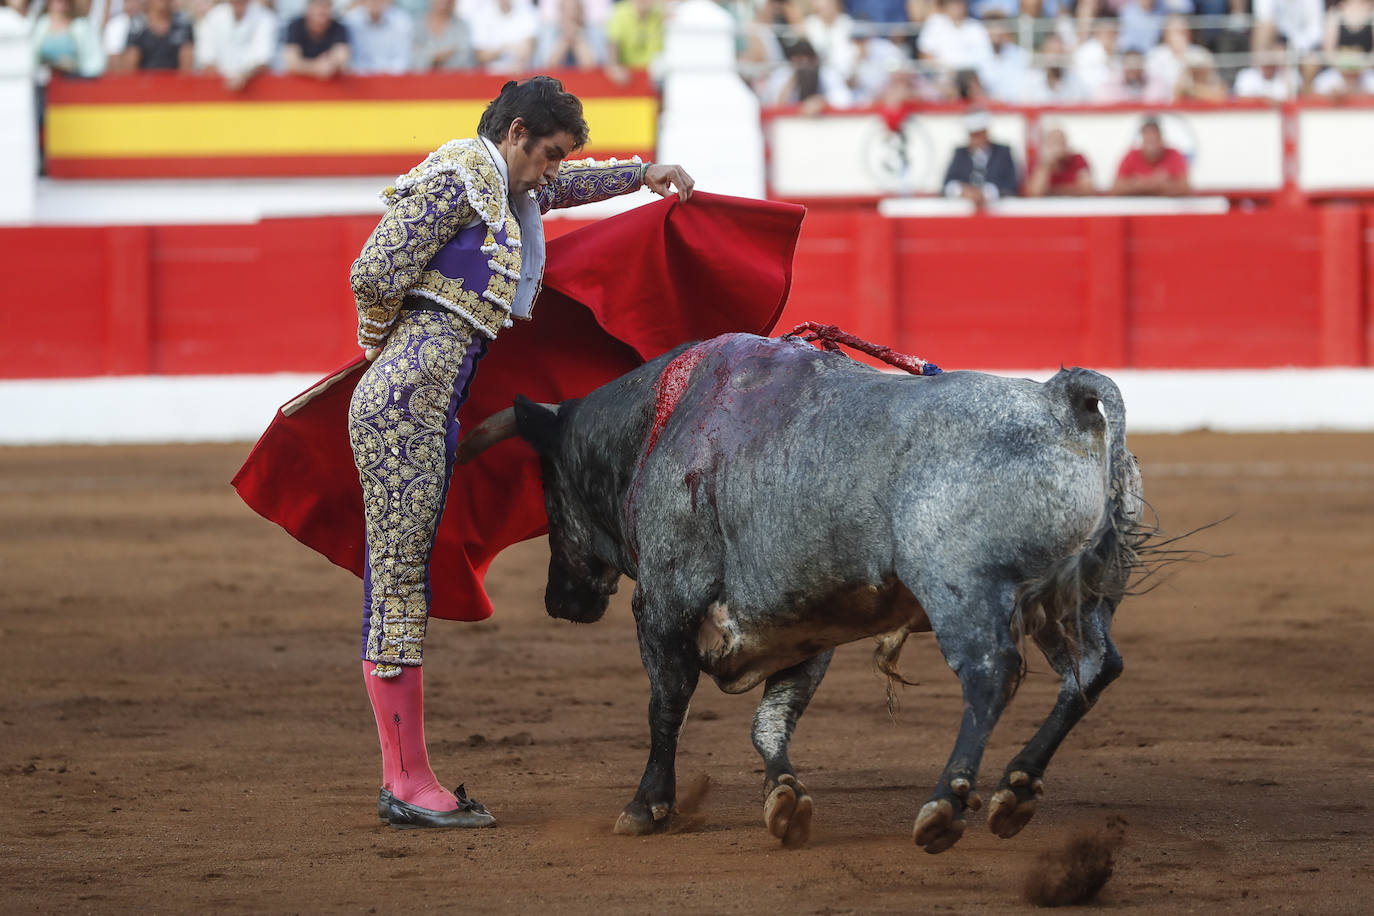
[{"left": 504, "top": 121, "right": 577, "bottom": 197}]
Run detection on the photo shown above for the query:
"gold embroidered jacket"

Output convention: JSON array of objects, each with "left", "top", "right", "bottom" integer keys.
[{"left": 350, "top": 139, "right": 646, "bottom": 348}]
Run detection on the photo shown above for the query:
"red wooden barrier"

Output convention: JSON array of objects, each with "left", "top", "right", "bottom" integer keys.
[{"left": 3, "top": 204, "right": 1369, "bottom": 379}]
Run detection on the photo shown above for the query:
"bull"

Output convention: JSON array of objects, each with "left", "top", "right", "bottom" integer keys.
[{"left": 458, "top": 331, "right": 1145, "bottom": 853}]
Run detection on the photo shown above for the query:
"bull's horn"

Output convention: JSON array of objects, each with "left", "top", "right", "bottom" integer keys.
[{"left": 455, "top": 402, "right": 559, "bottom": 465}]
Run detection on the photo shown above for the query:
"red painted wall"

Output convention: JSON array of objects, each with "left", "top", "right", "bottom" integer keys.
[{"left": 4, "top": 205, "right": 1369, "bottom": 380}]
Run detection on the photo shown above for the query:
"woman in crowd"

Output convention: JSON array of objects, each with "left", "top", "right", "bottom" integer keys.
[{"left": 32, "top": 0, "right": 106, "bottom": 80}]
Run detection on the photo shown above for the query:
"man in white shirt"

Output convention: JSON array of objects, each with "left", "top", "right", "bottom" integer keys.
[
  {"left": 1072, "top": 16, "right": 1123, "bottom": 103},
  {"left": 917, "top": 0, "right": 992, "bottom": 73},
  {"left": 1252, "top": 0, "right": 1324, "bottom": 53},
  {"left": 194, "top": 0, "right": 277, "bottom": 90},
  {"left": 978, "top": 12, "right": 1031, "bottom": 103},
  {"left": 468, "top": 0, "right": 538, "bottom": 73},
  {"left": 343, "top": 0, "right": 413, "bottom": 75},
  {"left": 1232, "top": 53, "right": 1292, "bottom": 101}
]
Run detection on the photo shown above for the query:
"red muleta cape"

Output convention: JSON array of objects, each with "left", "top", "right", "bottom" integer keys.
[{"left": 232, "top": 192, "right": 805, "bottom": 621}]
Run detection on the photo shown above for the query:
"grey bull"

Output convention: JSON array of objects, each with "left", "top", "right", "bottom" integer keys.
[{"left": 458, "top": 332, "right": 1145, "bottom": 853}]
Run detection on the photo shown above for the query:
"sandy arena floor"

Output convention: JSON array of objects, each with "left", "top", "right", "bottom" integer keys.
[{"left": 2, "top": 432, "right": 1371, "bottom": 913}]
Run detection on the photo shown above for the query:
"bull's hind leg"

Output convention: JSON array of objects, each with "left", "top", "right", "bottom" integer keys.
[
  {"left": 752, "top": 650, "right": 833, "bottom": 848},
  {"left": 910, "top": 580, "right": 1021, "bottom": 855},
  {"left": 989, "top": 601, "right": 1122, "bottom": 839},
  {"left": 614, "top": 589, "right": 701, "bottom": 836}
]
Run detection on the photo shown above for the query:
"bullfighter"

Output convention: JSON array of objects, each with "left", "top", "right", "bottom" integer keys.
[{"left": 347, "top": 75, "right": 693, "bottom": 829}]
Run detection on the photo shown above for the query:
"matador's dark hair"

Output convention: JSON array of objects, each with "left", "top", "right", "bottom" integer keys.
[{"left": 477, "top": 76, "right": 591, "bottom": 151}]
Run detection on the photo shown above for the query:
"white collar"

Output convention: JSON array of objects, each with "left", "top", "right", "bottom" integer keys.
[{"left": 478, "top": 135, "right": 510, "bottom": 197}]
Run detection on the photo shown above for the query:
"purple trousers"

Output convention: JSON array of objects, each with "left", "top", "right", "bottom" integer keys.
[{"left": 348, "top": 309, "right": 488, "bottom": 676}]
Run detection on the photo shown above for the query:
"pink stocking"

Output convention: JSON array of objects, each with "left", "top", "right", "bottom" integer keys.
[{"left": 362, "top": 661, "right": 456, "bottom": 812}]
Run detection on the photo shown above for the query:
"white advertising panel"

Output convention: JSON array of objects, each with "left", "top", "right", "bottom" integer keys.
[
  {"left": 1297, "top": 108, "right": 1374, "bottom": 191},
  {"left": 769, "top": 107, "right": 1287, "bottom": 198}
]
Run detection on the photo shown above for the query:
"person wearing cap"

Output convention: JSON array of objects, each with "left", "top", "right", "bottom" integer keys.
[
  {"left": 1111, "top": 116, "right": 1190, "bottom": 197},
  {"left": 942, "top": 109, "right": 1019, "bottom": 204},
  {"left": 348, "top": 75, "right": 694, "bottom": 829}
]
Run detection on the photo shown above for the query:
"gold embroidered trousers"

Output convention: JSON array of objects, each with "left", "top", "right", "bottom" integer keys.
[{"left": 348, "top": 309, "right": 485, "bottom": 677}]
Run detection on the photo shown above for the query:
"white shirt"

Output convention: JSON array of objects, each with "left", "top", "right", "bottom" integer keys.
[
  {"left": 1233, "top": 65, "right": 1291, "bottom": 101},
  {"left": 1311, "top": 66, "right": 1374, "bottom": 95},
  {"left": 1072, "top": 37, "right": 1121, "bottom": 103},
  {"left": 104, "top": 12, "right": 131, "bottom": 55},
  {"left": 476, "top": 135, "right": 545, "bottom": 321},
  {"left": 467, "top": 0, "right": 538, "bottom": 72},
  {"left": 917, "top": 13, "right": 992, "bottom": 71},
  {"left": 802, "top": 13, "right": 858, "bottom": 80},
  {"left": 194, "top": 2, "right": 277, "bottom": 78},
  {"left": 980, "top": 41, "right": 1032, "bottom": 103},
  {"left": 1252, "top": 0, "right": 1324, "bottom": 52}
]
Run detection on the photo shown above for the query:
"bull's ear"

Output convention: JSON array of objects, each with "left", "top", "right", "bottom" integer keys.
[{"left": 513, "top": 394, "right": 561, "bottom": 455}]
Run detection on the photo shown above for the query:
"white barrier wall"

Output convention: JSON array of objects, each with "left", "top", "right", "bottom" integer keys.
[
  {"left": 1297, "top": 109, "right": 1374, "bottom": 192},
  {"left": 4, "top": 370, "right": 1373, "bottom": 444},
  {"left": 767, "top": 106, "right": 1340, "bottom": 199}
]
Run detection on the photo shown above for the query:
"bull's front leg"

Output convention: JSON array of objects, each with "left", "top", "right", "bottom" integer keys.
[
  {"left": 753, "top": 650, "right": 833, "bottom": 848},
  {"left": 989, "top": 602, "right": 1123, "bottom": 840},
  {"left": 613, "top": 589, "right": 701, "bottom": 836}
]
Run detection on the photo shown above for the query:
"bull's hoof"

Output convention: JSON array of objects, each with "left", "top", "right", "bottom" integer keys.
[
  {"left": 763, "top": 774, "right": 813, "bottom": 848},
  {"left": 987, "top": 770, "right": 1042, "bottom": 839},
  {"left": 913, "top": 798, "right": 966, "bottom": 854},
  {"left": 613, "top": 798, "right": 672, "bottom": 836}
]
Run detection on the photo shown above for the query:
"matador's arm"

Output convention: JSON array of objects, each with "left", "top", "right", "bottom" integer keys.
[
  {"left": 537, "top": 157, "right": 647, "bottom": 213},
  {"left": 349, "top": 174, "right": 477, "bottom": 349}
]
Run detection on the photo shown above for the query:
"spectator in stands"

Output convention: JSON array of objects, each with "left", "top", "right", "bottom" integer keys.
[
  {"left": 1311, "top": 50, "right": 1374, "bottom": 96},
  {"left": 978, "top": 11, "right": 1032, "bottom": 102},
  {"left": 1233, "top": 48, "right": 1293, "bottom": 100},
  {"left": 1114, "top": 0, "right": 1173, "bottom": 56},
  {"left": 1178, "top": 45, "right": 1227, "bottom": 99},
  {"left": 344, "top": 0, "right": 412, "bottom": 74},
  {"left": 804, "top": 0, "right": 858, "bottom": 80},
  {"left": 1252, "top": 0, "right": 1324, "bottom": 54},
  {"left": 849, "top": 26, "right": 928, "bottom": 104},
  {"left": 970, "top": 0, "right": 1017, "bottom": 17},
  {"left": 918, "top": 0, "right": 991, "bottom": 74},
  {"left": 604, "top": 0, "right": 661, "bottom": 81},
  {"left": 740, "top": 0, "right": 795, "bottom": 85},
  {"left": 1117, "top": 49, "right": 1149, "bottom": 101},
  {"left": 33, "top": 0, "right": 106, "bottom": 81},
  {"left": 1324, "top": 0, "right": 1374, "bottom": 55},
  {"left": 537, "top": 0, "right": 600, "bottom": 68},
  {"left": 846, "top": 0, "right": 907, "bottom": 32},
  {"left": 760, "top": 36, "right": 853, "bottom": 111},
  {"left": 1073, "top": 13, "right": 1122, "bottom": 102},
  {"left": 113, "top": 0, "right": 194, "bottom": 71},
  {"left": 1144, "top": 15, "right": 1225, "bottom": 102},
  {"left": 195, "top": 0, "right": 277, "bottom": 90},
  {"left": 538, "top": 0, "right": 609, "bottom": 66},
  {"left": 1112, "top": 115, "right": 1190, "bottom": 196},
  {"left": 284, "top": 0, "right": 350, "bottom": 78},
  {"left": 103, "top": 0, "right": 143, "bottom": 59},
  {"left": 412, "top": 0, "right": 474, "bottom": 70},
  {"left": 1026, "top": 125, "right": 1094, "bottom": 196},
  {"left": 942, "top": 109, "right": 1018, "bottom": 204},
  {"left": 1022, "top": 31, "right": 1086, "bottom": 103},
  {"left": 469, "top": 0, "right": 537, "bottom": 73},
  {"left": 1293, "top": 51, "right": 1324, "bottom": 94}
]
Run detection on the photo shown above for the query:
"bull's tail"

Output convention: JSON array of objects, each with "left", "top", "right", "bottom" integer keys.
[{"left": 1010, "top": 370, "right": 1144, "bottom": 681}]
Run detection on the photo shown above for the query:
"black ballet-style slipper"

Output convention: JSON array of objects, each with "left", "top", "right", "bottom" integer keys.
[{"left": 385, "top": 784, "right": 497, "bottom": 829}]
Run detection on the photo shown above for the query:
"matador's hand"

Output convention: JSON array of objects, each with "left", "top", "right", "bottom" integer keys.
[{"left": 644, "top": 164, "right": 694, "bottom": 202}]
